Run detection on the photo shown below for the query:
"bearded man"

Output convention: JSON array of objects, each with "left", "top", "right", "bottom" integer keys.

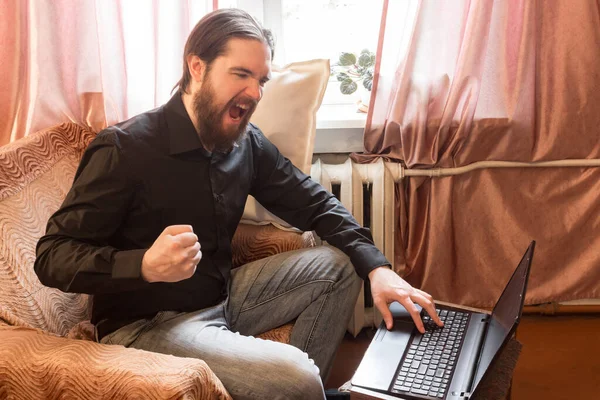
[{"left": 35, "top": 8, "right": 441, "bottom": 400}]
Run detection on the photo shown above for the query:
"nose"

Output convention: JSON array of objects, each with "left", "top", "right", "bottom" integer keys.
[{"left": 245, "top": 80, "right": 262, "bottom": 102}]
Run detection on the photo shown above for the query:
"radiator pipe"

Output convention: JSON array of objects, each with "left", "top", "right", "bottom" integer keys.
[{"left": 400, "top": 159, "right": 600, "bottom": 179}]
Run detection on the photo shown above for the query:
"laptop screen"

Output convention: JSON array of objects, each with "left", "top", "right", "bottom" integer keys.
[{"left": 470, "top": 242, "right": 534, "bottom": 392}]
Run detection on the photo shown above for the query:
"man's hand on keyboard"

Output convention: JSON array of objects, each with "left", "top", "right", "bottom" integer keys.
[{"left": 368, "top": 266, "right": 444, "bottom": 333}]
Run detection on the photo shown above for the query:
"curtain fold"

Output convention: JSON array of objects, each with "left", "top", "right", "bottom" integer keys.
[
  {"left": 0, "top": 0, "right": 214, "bottom": 146},
  {"left": 356, "top": 0, "right": 600, "bottom": 306}
]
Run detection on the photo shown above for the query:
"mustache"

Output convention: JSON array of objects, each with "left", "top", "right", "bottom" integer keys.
[{"left": 225, "top": 95, "right": 258, "bottom": 113}]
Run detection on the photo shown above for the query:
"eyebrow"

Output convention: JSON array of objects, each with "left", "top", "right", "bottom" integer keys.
[{"left": 229, "top": 67, "right": 271, "bottom": 82}]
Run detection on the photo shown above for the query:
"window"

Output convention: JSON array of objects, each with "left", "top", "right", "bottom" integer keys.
[{"left": 221, "top": 0, "right": 385, "bottom": 106}]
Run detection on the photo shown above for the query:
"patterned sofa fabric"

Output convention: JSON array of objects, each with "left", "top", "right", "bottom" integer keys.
[
  {"left": 231, "top": 223, "right": 316, "bottom": 269},
  {"left": 0, "top": 325, "right": 231, "bottom": 400},
  {"left": 0, "top": 123, "right": 96, "bottom": 336},
  {"left": 0, "top": 122, "right": 314, "bottom": 399}
]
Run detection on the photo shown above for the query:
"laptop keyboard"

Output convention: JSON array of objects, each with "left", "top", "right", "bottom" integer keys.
[{"left": 391, "top": 309, "right": 470, "bottom": 399}]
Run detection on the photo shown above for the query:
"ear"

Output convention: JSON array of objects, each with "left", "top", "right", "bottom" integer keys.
[{"left": 187, "top": 54, "right": 206, "bottom": 84}]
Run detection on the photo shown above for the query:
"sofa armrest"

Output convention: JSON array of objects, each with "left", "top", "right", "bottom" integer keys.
[
  {"left": 0, "top": 326, "right": 231, "bottom": 400},
  {"left": 231, "top": 223, "right": 316, "bottom": 268}
]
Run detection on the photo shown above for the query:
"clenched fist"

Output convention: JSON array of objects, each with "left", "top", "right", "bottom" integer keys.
[{"left": 141, "top": 225, "right": 202, "bottom": 283}]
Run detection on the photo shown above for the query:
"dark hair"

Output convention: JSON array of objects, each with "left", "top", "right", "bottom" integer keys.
[{"left": 174, "top": 8, "right": 275, "bottom": 94}]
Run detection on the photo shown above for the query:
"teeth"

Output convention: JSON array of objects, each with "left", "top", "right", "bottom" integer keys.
[{"left": 236, "top": 103, "right": 249, "bottom": 110}]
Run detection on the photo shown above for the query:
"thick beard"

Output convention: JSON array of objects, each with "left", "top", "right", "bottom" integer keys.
[{"left": 193, "top": 78, "right": 255, "bottom": 153}]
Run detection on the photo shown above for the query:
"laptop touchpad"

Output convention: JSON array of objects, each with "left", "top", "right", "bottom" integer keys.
[
  {"left": 379, "top": 322, "right": 413, "bottom": 344},
  {"left": 353, "top": 322, "right": 412, "bottom": 391}
]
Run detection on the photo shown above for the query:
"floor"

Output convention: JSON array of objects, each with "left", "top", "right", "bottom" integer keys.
[{"left": 325, "top": 314, "right": 600, "bottom": 400}]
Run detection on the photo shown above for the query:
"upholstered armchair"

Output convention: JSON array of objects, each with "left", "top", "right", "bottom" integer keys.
[{"left": 0, "top": 122, "right": 316, "bottom": 399}]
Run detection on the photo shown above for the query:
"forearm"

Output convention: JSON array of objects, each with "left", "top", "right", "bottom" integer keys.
[
  {"left": 300, "top": 190, "right": 390, "bottom": 279},
  {"left": 35, "top": 233, "right": 148, "bottom": 294},
  {"left": 261, "top": 179, "right": 390, "bottom": 279},
  {"left": 319, "top": 226, "right": 390, "bottom": 279}
]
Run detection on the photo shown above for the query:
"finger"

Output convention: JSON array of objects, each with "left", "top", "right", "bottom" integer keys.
[
  {"left": 191, "top": 249, "right": 202, "bottom": 266},
  {"left": 416, "top": 288, "right": 434, "bottom": 302},
  {"left": 414, "top": 291, "right": 443, "bottom": 327},
  {"left": 178, "top": 260, "right": 197, "bottom": 281},
  {"left": 163, "top": 224, "right": 193, "bottom": 236},
  {"left": 186, "top": 242, "right": 201, "bottom": 258},
  {"left": 189, "top": 261, "right": 198, "bottom": 277},
  {"left": 375, "top": 300, "right": 394, "bottom": 330},
  {"left": 399, "top": 298, "right": 425, "bottom": 333},
  {"left": 172, "top": 232, "right": 198, "bottom": 247},
  {"left": 181, "top": 250, "right": 201, "bottom": 280}
]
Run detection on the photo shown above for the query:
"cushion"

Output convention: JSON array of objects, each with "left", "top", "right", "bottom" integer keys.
[
  {"left": 0, "top": 123, "right": 96, "bottom": 336},
  {"left": 231, "top": 224, "right": 316, "bottom": 268},
  {"left": 241, "top": 59, "right": 330, "bottom": 229}
]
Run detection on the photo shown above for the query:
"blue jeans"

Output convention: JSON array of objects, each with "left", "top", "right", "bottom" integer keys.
[{"left": 99, "top": 245, "right": 362, "bottom": 399}]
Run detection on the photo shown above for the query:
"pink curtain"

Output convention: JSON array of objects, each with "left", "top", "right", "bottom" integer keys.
[
  {"left": 0, "top": 0, "right": 214, "bottom": 146},
  {"left": 357, "top": 0, "right": 600, "bottom": 306}
]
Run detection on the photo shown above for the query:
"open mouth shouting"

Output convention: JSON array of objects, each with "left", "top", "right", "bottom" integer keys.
[{"left": 228, "top": 101, "right": 255, "bottom": 124}]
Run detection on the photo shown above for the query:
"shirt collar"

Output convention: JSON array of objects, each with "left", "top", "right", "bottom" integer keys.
[{"left": 164, "top": 92, "right": 210, "bottom": 156}]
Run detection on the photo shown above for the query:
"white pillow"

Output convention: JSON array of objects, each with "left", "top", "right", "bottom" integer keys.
[{"left": 241, "top": 59, "right": 330, "bottom": 230}]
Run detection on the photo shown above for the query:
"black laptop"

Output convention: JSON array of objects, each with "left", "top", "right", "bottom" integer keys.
[{"left": 351, "top": 241, "right": 535, "bottom": 400}]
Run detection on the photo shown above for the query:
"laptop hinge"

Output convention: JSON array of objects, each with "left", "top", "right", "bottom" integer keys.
[{"left": 451, "top": 390, "right": 472, "bottom": 399}]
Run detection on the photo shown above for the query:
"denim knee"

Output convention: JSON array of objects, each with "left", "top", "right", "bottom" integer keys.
[
  {"left": 325, "top": 245, "right": 362, "bottom": 295},
  {"left": 278, "top": 352, "right": 324, "bottom": 399},
  {"left": 252, "top": 346, "right": 325, "bottom": 400},
  {"left": 321, "top": 245, "right": 359, "bottom": 276}
]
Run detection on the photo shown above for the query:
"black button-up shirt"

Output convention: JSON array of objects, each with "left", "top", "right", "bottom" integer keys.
[{"left": 34, "top": 94, "right": 389, "bottom": 338}]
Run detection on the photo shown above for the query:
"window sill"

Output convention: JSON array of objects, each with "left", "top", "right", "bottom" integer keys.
[
  {"left": 314, "top": 104, "right": 366, "bottom": 153},
  {"left": 316, "top": 104, "right": 367, "bottom": 129}
]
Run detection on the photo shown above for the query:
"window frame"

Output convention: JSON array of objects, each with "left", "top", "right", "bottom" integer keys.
[
  {"left": 227, "top": 0, "right": 372, "bottom": 151},
  {"left": 233, "top": 0, "right": 380, "bottom": 106}
]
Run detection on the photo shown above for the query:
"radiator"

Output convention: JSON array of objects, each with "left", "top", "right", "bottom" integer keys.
[{"left": 311, "top": 157, "right": 403, "bottom": 336}]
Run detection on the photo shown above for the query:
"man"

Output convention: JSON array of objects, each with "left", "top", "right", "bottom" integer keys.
[{"left": 35, "top": 8, "right": 442, "bottom": 400}]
